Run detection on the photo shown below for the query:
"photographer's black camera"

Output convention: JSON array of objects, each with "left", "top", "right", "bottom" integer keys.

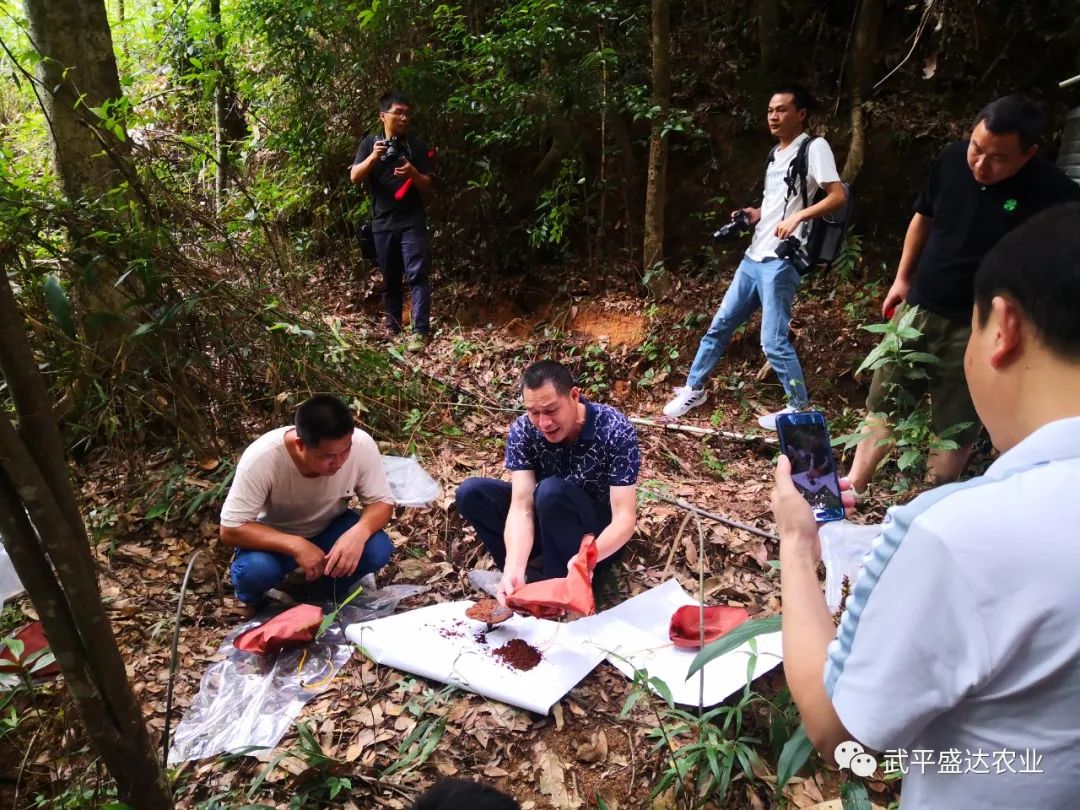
[
  {"left": 774, "top": 235, "right": 801, "bottom": 261},
  {"left": 379, "top": 135, "right": 409, "bottom": 166},
  {"left": 713, "top": 210, "right": 752, "bottom": 243}
]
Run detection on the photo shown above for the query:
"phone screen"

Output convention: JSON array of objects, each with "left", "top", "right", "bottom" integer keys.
[{"left": 776, "top": 413, "right": 844, "bottom": 522}]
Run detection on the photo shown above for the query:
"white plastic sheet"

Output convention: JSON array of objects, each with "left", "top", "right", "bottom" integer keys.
[
  {"left": 346, "top": 601, "right": 606, "bottom": 715},
  {"left": 0, "top": 541, "right": 25, "bottom": 606},
  {"left": 381, "top": 455, "right": 441, "bottom": 507},
  {"left": 346, "top": 580, "right": 783, "bottom": 714},
  {"left": 818, "top": 518, "right": 889, "bottom": 612},
  {"left": 577, "top": 579, "right": 784, "bottom": 707}
]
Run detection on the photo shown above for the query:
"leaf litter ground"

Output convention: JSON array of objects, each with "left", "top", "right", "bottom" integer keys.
[{"left": 1, "top": 263, "right": 915, "bottom": 808}]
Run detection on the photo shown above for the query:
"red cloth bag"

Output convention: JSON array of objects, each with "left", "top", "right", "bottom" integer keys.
[
  {"left": 233, "top": 604, "right": 324, "bottom": 656},
  {"left": 668, "top": 604, "right": 750, "bottom": 649},
  {"left": 0, "top": 621, "right": 61, "bottom": 677},
  {"left": 506, "top": 534, "right": 598, "bottom": 619}
]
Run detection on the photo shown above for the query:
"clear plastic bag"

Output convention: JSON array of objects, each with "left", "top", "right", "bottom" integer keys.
[
  {"left": 381, "top": 455, "right": 441, "bottom": 508},
  {"left": 167, "top": 579, "right": 429, "bottom": 764},
  {"left": 818, "top": 518, "right": 890, "bottom": 612},
  {"left": 0, "top": 542, "right": 25, "bottom": 606}
]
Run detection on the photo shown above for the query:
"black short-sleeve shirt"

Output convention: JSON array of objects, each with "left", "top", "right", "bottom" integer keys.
[
  {"left": 909, "top": 140, "right": 1080, "bottom": 322},
  {"left": 353, "top": 135, "right": 434, "bottom": 233}
]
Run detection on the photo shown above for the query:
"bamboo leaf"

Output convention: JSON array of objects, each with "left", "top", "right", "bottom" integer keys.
[{"left": 686, "top": 616, "right": 781, "bottom": 679}]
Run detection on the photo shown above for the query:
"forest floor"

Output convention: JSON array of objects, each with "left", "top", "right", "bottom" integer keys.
[{"left": 0, "top": 254, "right": 938, "bottom": 809}]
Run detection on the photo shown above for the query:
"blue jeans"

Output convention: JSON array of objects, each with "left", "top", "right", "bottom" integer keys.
[
  {"left": 229, "top": 510, "right": 394, "bottom": 605},
  {"left": 455, "top": 477, "right": 621, "bottom": 580},
  {"left": 686, "top": 255, "right": 808, "bottom": 407},
  {"left": 374, "top": 225, "right": 431, "bottom": 334}
]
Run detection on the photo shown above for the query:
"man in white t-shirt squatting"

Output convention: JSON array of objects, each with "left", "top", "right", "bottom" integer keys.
[
  {"left": 219, "top": 395, "right": 396, "bottom": 608},
  {"left": 664, "top": 84, "right": 847, "bottom": 430},
  {"left": 772, "top": 203, "right": 1080, "bottom": 809}
]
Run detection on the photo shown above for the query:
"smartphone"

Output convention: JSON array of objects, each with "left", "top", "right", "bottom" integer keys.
[{"left": 775, "top": 411, "right": 845, "bottom": 523}]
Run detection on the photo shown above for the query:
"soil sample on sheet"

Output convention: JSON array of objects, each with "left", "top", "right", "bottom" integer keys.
[
  {"left": 465, "top": 599, "right": 512, "bottom": 625},
  {"left": 492, "top": 638, "right": 542, "bottom": 671}
]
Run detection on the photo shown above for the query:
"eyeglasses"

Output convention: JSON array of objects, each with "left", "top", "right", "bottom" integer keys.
[{"left": 385, "top": 110, "right": 411, "bottom": 118}]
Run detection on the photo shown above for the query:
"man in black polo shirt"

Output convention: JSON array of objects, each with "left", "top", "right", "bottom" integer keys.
[
  {"left": 848, "top": 96, "right": 1080, "bottom": 494},
  {"left": 350, "top": 91, "right": 435, "bottom": 352}
]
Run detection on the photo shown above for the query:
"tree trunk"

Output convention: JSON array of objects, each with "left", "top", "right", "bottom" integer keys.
[
  {"left": 841, "top": 0, "right": 884, "bottom": 184},
  {"left": 0, "top": 270, "right": 174, "bottom": 810},
  {"left": 208, "top": 0, "right": 247, "bottom": 209},
  {"left": 22, "top": 0, "right": 126, "bottom": 203},
  {"left": 642, "top": 0, "right": 670, "bottom": 293},
  {"left": 758, "top": 0, "right": 780, "bottom": 74}
]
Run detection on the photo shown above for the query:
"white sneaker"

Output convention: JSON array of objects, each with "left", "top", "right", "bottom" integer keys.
[
  {"left": 663, "top": 386, "right": 708, "bottom": 418},
  {"left": 757, "top": 406, "right": 800, "bottom": 431}
]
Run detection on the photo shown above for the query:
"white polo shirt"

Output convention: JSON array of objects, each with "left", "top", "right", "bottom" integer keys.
[{"left": 824, "top": 417, "right": 1080, "bottom": 809}]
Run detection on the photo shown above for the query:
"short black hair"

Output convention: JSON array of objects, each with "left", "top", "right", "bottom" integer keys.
[
  {"left": 379, "top": 91, "right": 410, "bottom": 113},
  {"left": 294, "top": 394, "right": 354, "bottom": 447},
  {"left": 412, "top": 779, "right": 520, "bottom": 810},
  {"left": 974, "top": 95, "right": 1047, "bottom": 150},
  {"left": 520, "top": 360, "right": 575, "bottom": 396},
  {"left": 975, "top": 203, "right": 1080, "bottom": 361},
  {"left": 773, "top": 84, "right": 814, "bottom": 112}
]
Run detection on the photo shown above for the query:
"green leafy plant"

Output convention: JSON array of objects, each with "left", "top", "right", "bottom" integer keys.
[
  {"left": 834, "top": 306, "right": 972, "bottom": 481},
  {"left": 380, "top": 682, "right": 458, "bottom": 777}
]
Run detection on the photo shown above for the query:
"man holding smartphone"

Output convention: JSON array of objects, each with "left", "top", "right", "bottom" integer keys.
[
  {"left": 774, "top": 205, "right": 1080, "bottom": 808},
  {"left": 663, "top": 84, "right": 847, "bottom": 430},
  {"left": 846, "top": 96, "right": 1080, "bottom": 494},
  {"left": 350, "top": 91, "right": 435, "bottom": 352}
]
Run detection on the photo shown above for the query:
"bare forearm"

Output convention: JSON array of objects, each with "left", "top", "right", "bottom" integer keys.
[
  {"left": 798, "top": 185, "right": 846, "bottom": 222},
  {"left": 503, "top": 504, "right": 535, "bottom": 573},
  {"left": 410, "top": 171, "right": 432, "bottom": 194},
  {"left": 593, "top": 514, "right": 635, "bottom": 561},
  {"left": 780, "top": 546, "right": 848, "bottom": 757},
  {"left": 896, "top": 213, "right": 931, "bottom": 283},
  {"left": 220, "top": 522, "right": 303, "bottom": 556},
  {"left": 350, "top": 155, "right": 377, "bottom": 184},
  {"left": 342, "top": 501, "right": 393, "bottom": 544}
]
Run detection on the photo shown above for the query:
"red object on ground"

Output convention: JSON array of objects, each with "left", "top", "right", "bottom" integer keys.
[
  {"left": 506, "top": 534, "right": 598, "bottom": 618},
  {"left": 0, "top": 621, "right": 61, "bottom": 678},
  {"left": 885, "top": 306, "right": 897, "bottom": 320},
  {"left": 668, "top": 605, "right": 750, "bottom": 649},
  {"left": 233, "top": 604, "right": 324, "bottom": 656}
]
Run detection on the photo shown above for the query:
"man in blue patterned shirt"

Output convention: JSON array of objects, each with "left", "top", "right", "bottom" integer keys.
[{"left": 456, "top": 360, "right": 641, "bottom": 605}]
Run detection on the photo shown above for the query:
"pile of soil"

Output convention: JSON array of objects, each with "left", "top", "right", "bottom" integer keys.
[
  {"left": 466, "top": 599, "right": 512, "bottom": 625},
  {"left": 492, "top": 639, "right": 542, "bottom": 671}
]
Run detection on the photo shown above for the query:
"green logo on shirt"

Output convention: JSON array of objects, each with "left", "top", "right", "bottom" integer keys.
[{"left": 1003, "top": 198, "right": 1018, "bottom": 212}]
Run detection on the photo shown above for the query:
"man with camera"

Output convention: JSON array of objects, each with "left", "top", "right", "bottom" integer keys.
[
  {"left": 846, "top": 96, "right": 1080, "bottom": 495},
  {"left": 350, "top": 91, "right": 435, "bottom": 352},
  {"left": 663, "top": 84, "right": 847, "bottom": 430}
]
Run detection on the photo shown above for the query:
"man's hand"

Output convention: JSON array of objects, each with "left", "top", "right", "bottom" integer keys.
[
  {"left": 771, "top": 456, "right": 856, "bottom": 562},
  {"left": 324, "top": 533, "right": 368, "bottom": 579},
  {"left": 496, "top": 568, "right": 526, "bottom": 606},
  {"left": 775, "top": 212, "right": 804, "bottom": 240},
  {"left": 881, "top": 277, "right": 911, "bottom": 319},
  {"left": 292, "top": 538, "right": 327, "bottom": 582},
  {"left": 736, "top": 207, "right": 761, "bottom": 226},
  {"left": 393, "top": 158, "right": 417, "bottom": 179},
  {"left": 370, "top": 140, "right": 388, "bottom": 163}
]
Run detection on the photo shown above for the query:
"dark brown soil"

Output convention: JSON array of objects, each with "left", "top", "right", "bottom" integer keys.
[
  {"left": 492, "top": 638, "right": 542, "bottom": 671},
  {"left": 465, "top": 599, "right": 512, "bottom": 625}
]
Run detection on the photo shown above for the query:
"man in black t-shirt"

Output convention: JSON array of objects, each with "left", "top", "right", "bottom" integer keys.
[
  {"left": 848, "top": 96, "right": 1080, "bottom": 495},
  {"left": 350, "top": 91, "right": 435, "bottom": 350}
]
